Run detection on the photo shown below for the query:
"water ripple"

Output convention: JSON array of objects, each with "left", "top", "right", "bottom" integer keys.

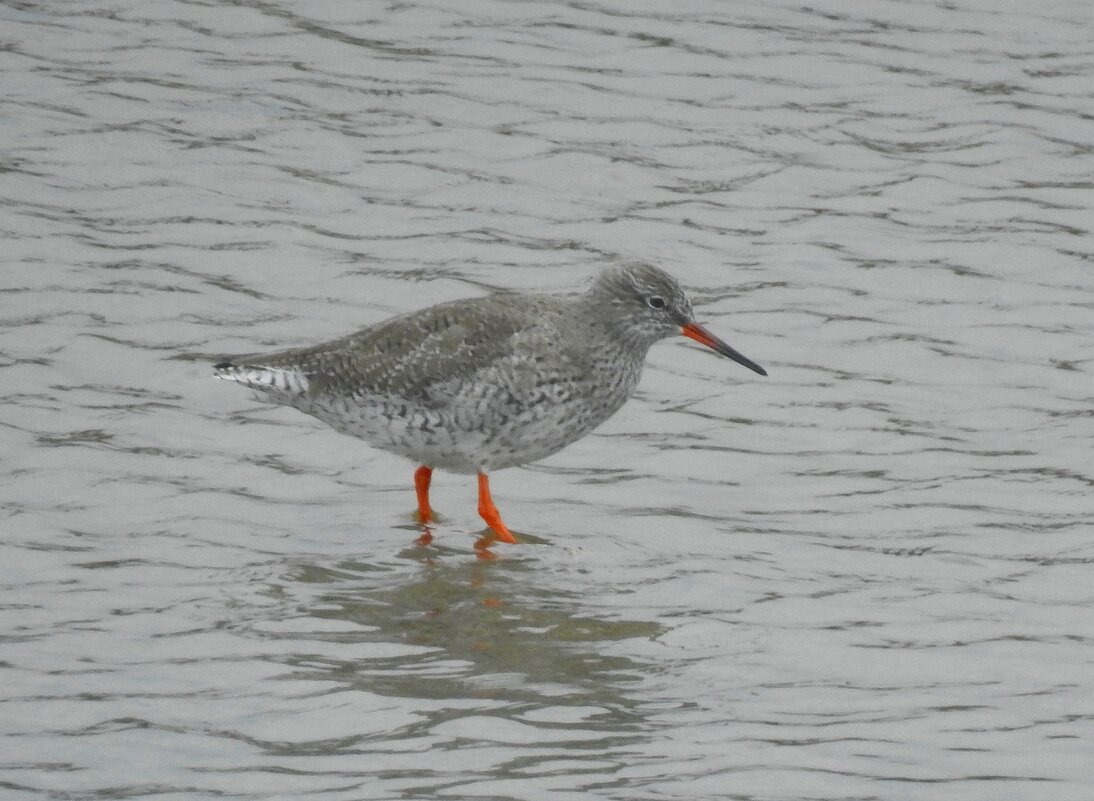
[{"left": 3, "top": 0, "right": 1093, "bottom": 799}]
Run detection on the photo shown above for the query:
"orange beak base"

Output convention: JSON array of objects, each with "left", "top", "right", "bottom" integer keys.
[{"left": 681, "top": 322, "right": 767, "bottom": 376}]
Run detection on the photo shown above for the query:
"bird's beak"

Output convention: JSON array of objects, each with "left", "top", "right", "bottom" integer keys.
[{"left": 681, "top": 322, "right": 767, "bottom": 376}]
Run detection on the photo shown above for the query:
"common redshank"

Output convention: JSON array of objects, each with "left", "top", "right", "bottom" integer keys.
[{"left": 214, "top": 264, "right": 766, "bottom": 545}]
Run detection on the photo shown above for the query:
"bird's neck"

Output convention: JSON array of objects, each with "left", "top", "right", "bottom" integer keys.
[{"left": 578, "top": 290, "right": 658, "bottom": 358}]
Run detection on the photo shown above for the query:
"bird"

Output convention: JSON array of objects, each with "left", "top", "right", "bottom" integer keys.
[{"left": 214, "top": 263, "right": 766, "bottom": 547}]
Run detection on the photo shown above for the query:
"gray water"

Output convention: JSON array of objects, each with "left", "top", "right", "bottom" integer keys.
[{"left": 3, "top": 1, "right": 1093, "bottom": 799}]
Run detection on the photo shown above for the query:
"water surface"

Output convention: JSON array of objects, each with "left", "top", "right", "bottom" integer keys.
[{"left": 3, "top": 1, "right": 1093, "bottom": 799}]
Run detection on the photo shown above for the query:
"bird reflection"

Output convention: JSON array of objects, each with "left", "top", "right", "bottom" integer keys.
[{"left": 279, "top": 541, "right": 662, "bottom": 711}]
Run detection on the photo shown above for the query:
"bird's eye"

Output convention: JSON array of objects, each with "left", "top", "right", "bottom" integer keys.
[{"left": 647, "top": 296, "right": 666, "bottom": 309}]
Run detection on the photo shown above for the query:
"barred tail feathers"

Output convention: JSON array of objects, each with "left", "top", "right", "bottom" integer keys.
[{"left": 214, "top": 360, "right": 311, "bottom": 397}]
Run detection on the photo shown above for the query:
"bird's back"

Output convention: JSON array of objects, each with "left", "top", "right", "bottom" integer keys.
[{"left": 215, "top": 291, "right": 645, "bottom": 471}]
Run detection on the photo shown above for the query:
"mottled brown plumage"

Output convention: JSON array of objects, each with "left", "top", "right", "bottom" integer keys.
[{"left": 215, "top": 264, "right": 766, "bottom": 545}]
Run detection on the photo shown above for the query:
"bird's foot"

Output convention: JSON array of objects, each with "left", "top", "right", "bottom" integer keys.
[
  {"left": 474, "top": 529, "right": 519, "bottom": 559},
  {"left": 476, "top": 473, "right": 518, "bottom": 544},
  {"left": 413, "top": 508, "right": 438, "bottom": 525}
]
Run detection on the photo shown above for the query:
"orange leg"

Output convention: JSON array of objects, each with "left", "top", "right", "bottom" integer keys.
[
  {"left": 476, "top": 472, "right": 517, "bottom": 544},
  {"left": 414, "top": 465, "right": 433, "bottom": 524}
]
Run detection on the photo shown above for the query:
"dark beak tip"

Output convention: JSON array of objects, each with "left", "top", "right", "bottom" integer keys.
[{"left": 680, "top": 322, "right": 767, "bottom": 377}]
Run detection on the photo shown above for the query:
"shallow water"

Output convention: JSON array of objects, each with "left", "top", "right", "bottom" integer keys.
[{"left": 3, "top": 1, "right": 1093, "bottom": 799}]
